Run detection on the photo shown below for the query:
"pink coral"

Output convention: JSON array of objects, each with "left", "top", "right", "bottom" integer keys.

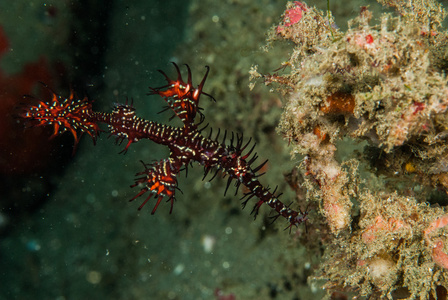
[
  {"left": 284, "top": 1, "right": 307, "bottom": 26},
  {"left": 361, "top": 215, "right": 408, "bottom": 244},
  {"left": 277, "top": 1, "right": 307, "bottom": 33},
  {"left": 424, "top": 215, "right": 448, "bottom": 270}
]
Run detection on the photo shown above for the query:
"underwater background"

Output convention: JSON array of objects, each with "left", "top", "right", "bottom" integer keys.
[{"left": 0, "top": 1, "right": 307, "bottom": 299}]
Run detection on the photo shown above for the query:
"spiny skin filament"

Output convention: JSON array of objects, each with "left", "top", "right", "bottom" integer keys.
[{"left": 21, "top": 63, "right": 307, "bottom": 229}]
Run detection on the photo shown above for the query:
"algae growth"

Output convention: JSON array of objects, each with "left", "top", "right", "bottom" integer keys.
[{"left": 251, "top": 0, "right": 448, "bottom": 298}]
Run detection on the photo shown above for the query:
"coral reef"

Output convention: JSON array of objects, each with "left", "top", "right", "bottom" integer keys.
[{"left": 252, "top": 0, "right": 448, "bottom": 298}]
